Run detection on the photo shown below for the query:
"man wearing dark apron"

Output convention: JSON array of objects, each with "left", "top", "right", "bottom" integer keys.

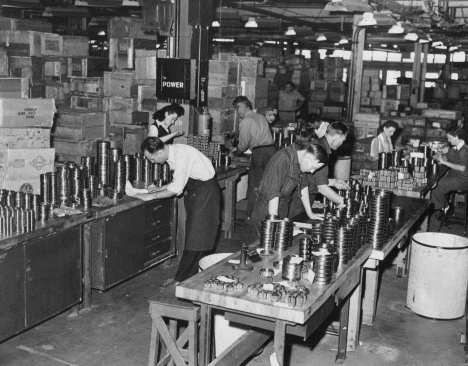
[{"left": 137, "top": 137, "right": 220, "bottom": 283}]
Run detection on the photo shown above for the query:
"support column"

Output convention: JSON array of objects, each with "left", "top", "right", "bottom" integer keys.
[
  {"left": 347, "top": 15, "right": 366, "bottom": 123},
  {"left": 419, "top": 43, "right": 429, "bottom": 103},
  {"left": 410, "top": 42, "right": 422, "bottom": 107}
]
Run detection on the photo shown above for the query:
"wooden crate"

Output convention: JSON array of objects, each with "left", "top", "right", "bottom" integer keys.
[
  {"left": 43, "top": 59, "right": 67, "bottom": 81},
  {"left": 0, "top": 30, "right": 41, "bottom": 56},
  {"left": 0, "top": 17, "right": 52, "bottom": 32},
  {"left": 45, "top": 81, "right": 70, "bottom": 105},
  {"left": 103, "top": 97, "right": 138, "bottom": 112},
  {"left": 0, "top": 77, "right": 29, "bottom": 98},
  {"left": 135, "top": 55, "right": 156, "bottom": 80},
  {"left": 137, "top": 85, "right": 157, "bottom": 111},
  {"left": 51, "top": 138, "right": 97, "bottom": 157},
  {"left": 8, "top": 56, "right": 43, "bottom": 85},
  {"left": 67, "top": 57, "right": 88, "bottom": 77},
  {"left": 104, "top": 71, "right": 135, "bottom": 98},
  {"left": 41, "top": 33, "right": 63, "bottom": 57},
  {"left": 109, "top": 38, "right": 134, "bottom": 70},
  {"left": 62, "top": 36, "right": 89, "bottom": 57},
  {"left": 70, "top": 95, "right": 104, "bottom": 111},
  {"left": 69, "top": 76, "right": 104, "bottom": 97},
  {"left": 109, "top": 110, "right": 149, "bottom": 125},
  {"left": 0, "top": 48, "right": 7, "bottom": 76}
]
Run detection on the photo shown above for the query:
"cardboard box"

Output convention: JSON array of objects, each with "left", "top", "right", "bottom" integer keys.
[
  {"left": 0, "top": 77, "right": 29, "bottom": 98},
  {"left": 54, "top": 109, "right": 106, "bottom": 141},
  {"left": 354, "top": 113, "right": 380, "bottom": 123},
  {"left": 51, "top": 138, "right": 96, "bottom": 156},
  {"left": 108, "top": 17, "right": 155, "bottom": 40},
  {"left": 53, "top": 125, "right": 106, "bottom": 142},
  {"left": 421, "top": 109, "right": 462, "bottom": 120},
  {"left": 137, "top": 85, "right": 157, "bottom": 111},
  {"left": 0, "top": 98, "right": 56, "bottom": 128},
  {"left": 70, "top": 96, "right": 104, "bottom": 111},
  {"left": 0, "top": 148, "right": 55, "bottom": 194},
  {"left": 104, "top": 71, "right": 135, "bottom": 98},
  {"left": 0, "top": 128, "right": 50, "bottom": 148},
  {"left": 0, "top": 17, "right": 52, "bottom": 32},
  {"left": 108, "top": 38, "right": 134, "bottom": 70},
  {"left": 380, "top": 99, "right": 400, "bottom": 115},
  {"left": 310, "top": 80, "right": 327, "bottom": 90},
  {"left": 62, "top": 36, "right": 89, "bottom": 57},
  {"left": 104, "top": 97, "right": 138, "bottom": 112},
  {"left": 361, "top": 98, "right": 371, "bottom": 106},
  {"left": 309, "top": 90, "right": 328, "bottom": 102},
  {"left": 66, "top": 57, "right": 88, "bottom": 78}
]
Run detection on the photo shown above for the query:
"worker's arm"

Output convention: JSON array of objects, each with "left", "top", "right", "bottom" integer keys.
[
  {"left": 136, "top": 189, "right": 177, "bottom": 201},
  {"left": 159, "top": 130, "right": 184, "bottom": 143},
  {"left": 235, "top": 120, "right": 251, "bottom": 154},
  {"left": 328, "top": 178, "right": 351, "bottom": 190},
  {"left": 268, "top": 197, "right": 280, "bottom": 216},
  {"left": 300, "top": 186, "right": 323, "bottom": 220},
  {"left": 438, "top": 158, "right": 466, "bottom": 172},
  {"left": 317, "top": 184, "right": 344, "bottom": 205}
]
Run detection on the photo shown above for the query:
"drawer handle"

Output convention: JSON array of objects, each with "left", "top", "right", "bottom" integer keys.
[
  {"left": 152, "top": 235, "right": 161, "bottom": 241},
  {"left": 150, "top": 251, "right": 160, "bottom": 256},
  {"left": 151, "top": 220, "right": 161, "bottom": 227},
  {"left": 153, "top": 205, "right": 162, "bottom": 211}
]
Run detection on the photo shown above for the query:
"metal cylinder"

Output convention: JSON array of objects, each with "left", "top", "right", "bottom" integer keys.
[{"left": 81, "top": 156, "right": 96, "bottom": 176}]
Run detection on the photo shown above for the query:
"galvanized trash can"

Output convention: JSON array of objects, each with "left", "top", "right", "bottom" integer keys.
[{"left": 407, "top": 232, "right": 468, "bottom": 319}]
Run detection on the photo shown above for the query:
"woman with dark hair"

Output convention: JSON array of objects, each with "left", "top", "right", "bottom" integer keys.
[
  {"left": 431, "top": 127, "right": 468, "bottom": 219},
  {"left": 370, "top": 120, "right": 399, "bottom": 164},
  {"left": 251, "top": 141, "right": 328, "bottom": 238},
  {"left": 148, "top": 103, "right": 185, "bottom": 144},
  {"left": 136, "top": 137, "right": 220, "bottom": 284}
]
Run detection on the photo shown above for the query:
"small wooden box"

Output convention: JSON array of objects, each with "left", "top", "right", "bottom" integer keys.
[{"left": 104, "top": 71, "right": 135, "bottom": 98}]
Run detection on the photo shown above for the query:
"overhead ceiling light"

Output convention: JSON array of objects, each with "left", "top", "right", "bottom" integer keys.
[
  {"left": 88, "top": 17, "right": 98, "bottom": 26},
  {"left": 388, "top": 22, "right": 404, "bottom": 34},
  {"left": 419, "top": 38, "right": 430, "bottom": 44},
  {"left": 98, "top": 30, "right": 106, "bottom": 36},
  {"left": 211, "top": 20, "right": 220, "bottom": 27},
  {"left": 122, "top": 0, "right": 140, "bottom": 6},
  {"left": 75, "top": 0, "right": 88, "bottom": 5},
  {"left": 213, "top": 38, "right": 234, "bottom": 42},
  {"left": 285, "top": 27, "right": 296, "bottom": 36},
  {"left": 381, "top": 44, "right": 387, "bottom": 47},
  {"left": 404, "top": 33, "right": 418, "bottom": 41},
  {"left": 339, "top": 36, "right": 348, "bottom": 45},
  {"left": 293, "top": 42, "right": 298, "bottom": 46},
  {"left": 432, "top": 41, "right": 443, "bottom": 47},
  {"left": 317, "top": 33, "right": 327, "bottom": 41},
  {"left": 357, "top": 12, "right": 377, "bottom": 27},
  {"left": 245, "top": 17, "right": 258, "bottom": 28},
  {"left": 324, "top": 0, "right": 372, "bottom": 12},
  {"left": 449, "top": 45, "right": 459, "bottom": 52}
]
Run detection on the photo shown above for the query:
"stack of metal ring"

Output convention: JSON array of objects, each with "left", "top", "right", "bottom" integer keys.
[
  {"left": 109, "top": 148, "right": 121, "bottom": 189},
  {"left": 282, "top": 255, "right": 303, "bottom": 281},
  {"left": 133, "top": 153, "right": 143, "bottom": 183},
  {"left": 69, "top": 166, "right": 82, "bottom": 199},
  {"left": 335, "top": 226, "right": 350, "bottom": 266},
  {"left": 80, "top": 188, "right": 93, "bottom": 210},
  {"left": 162, "top": 162, "right": 171, "bottom": 183},
  {"left": 56, "top": 165, "right": 69, "bottom": 206},
  {"left": 32, "top": 194, "right": 41, "bottom": 220},
  {"left": 310, "top": 222, "right": 323, "bottom": 247},
  {"left": 274, "top": 218, "right": 293, "bottom": 252},
  {"left": 114, "top": 160, "right": 126, "bottom": 195},
  {"left": 298, "top": 237, "right": 312, "bottom": 261},
  {"left": 367, "top": 189, "right": 392, "bottom": 249},
  {"left": 312, "top": 249, "right": 334, "bottom": 285},
  {"left": 88, "top": 175, "right": 98, "bottom": 198},
  {"left": 81, "top": 156, "right": 95, "bottom": 176},
  {"left": 122, "top": 155, "right": 133, "bottom": 183},
  {"left": 97, "top": 140, "right": 110, "bottom": 186},
  {"left": 142, "top": 158, "right": 153, "bottom": 185},
  {"left": 260, "top": 215, "right": 279, "bottom": 254},
  {"left": 322, "top": 215, "right": 337, "bottom": 251},
  {"left": 40, "top": 172, "right": 52, "bottom": 205}
]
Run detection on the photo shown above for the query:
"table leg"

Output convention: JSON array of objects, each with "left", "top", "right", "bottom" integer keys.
[
  {"left": 362, "top": 266, "right": 380, "bottom": 325},
  {"left": 336, "top": 296, "right": 351, "bottom": 364},
  {"left": 81, "top": 223, "right": 92, "bottom": 311},
  {"left": 199, "top": 304, "right": 213, "bottom": 366},
  {"left": 347, "top": 273, "right": 363, "bottom": 352},
  {"left": 273, "top": 320, "right": 287, "bottom": 366},
  {"left": 224, "top": 175, "right": 238, "bottom": 239}
]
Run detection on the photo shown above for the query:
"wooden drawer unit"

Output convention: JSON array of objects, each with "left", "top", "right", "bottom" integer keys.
[
  {"left": 144, "top": 238, "right": 173, "bottom": 267},
  {"left": 144, "top": 224, "right": 172, "bottom": 248},
  {"left": 145, "top": 199, "right": 173, "bottom": 232}
]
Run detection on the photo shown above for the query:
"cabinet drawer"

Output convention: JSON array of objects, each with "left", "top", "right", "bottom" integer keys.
[
  {"left": 145, "top": 200, "right": 173, "bottom": 231},
  {"left": 144, "top": 238, "right": 173, "bottom": 266},
  {"left": 144, "top": 224, "right": 172, "bottom": 248}
]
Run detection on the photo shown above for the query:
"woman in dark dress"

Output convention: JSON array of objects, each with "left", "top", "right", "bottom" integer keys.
[{"left": 148, "top": 103, "right": 185, "bottom": 144}]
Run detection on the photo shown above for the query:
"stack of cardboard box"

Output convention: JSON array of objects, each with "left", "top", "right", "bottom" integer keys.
[
  {"left": 0, "top": 98, "right": 55, "bottom": 193},
  {"left": 360, "top": 69, "right": 382, "bottom": 113}
]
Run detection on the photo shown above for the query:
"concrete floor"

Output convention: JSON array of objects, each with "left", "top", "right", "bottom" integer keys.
[{"left": 0, "top": 206, "right": 467, "bottom": 366}]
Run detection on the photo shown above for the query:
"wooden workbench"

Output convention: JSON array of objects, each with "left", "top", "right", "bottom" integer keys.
[{"left": 175, "top": 195, "right": 430, "bottom": 366}]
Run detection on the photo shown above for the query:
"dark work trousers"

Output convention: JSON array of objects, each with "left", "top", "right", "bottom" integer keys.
[
  {"left": 174, "top": 177, "right": 220, "bottom": 283},
  {"left": 246, "top": 145, "right": 276, "bottom": 219},
  {"left": 431, "top": 176, "right": 468, "bottom": 210},
  {"left": 174, "top": 250, "right": 212, "bottom": 282}
]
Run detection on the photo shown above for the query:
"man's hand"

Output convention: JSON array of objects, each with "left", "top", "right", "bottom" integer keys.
[
  {"left": 175, "top": 130, "right": 185, "bottom": 137},
  {"left": 136, "top": 193, "right": 155, "bottom": 201},
  {"left": 307, "top": 212, "right": 324, "bottom": 220},
  {"left": 332, "top": 179, "right": 351, "bottom": 190},
  {"left": 229, "top": 147, "right": 238, "bottom": 158},
  {"left": 147, "top": 184, "right": 166, "bottom": 193}
]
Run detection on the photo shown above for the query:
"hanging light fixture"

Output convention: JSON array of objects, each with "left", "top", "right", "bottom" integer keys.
[
  {"left": 432, "top": 41, "right": 443, "bottom": 47},
  {"left": 404, "top": 32, "right": 419, "bottom": 41},
  {"left": 245, "top": 17, "right": 258, "bottom": 28},
  {"left": 324, "top": 0, "right": 372, "bottom": 12},
  {"left": 338, "top": 36, "right": 348, "bottom": 45},
  {"left": 388, "top": 22, "right": 404, "bottom": 34},
  {"left": 357, "top": 12, "right": 377, "bottom": 27},
  {"left": 211, "top": 20, "right": 220, "bottom": 27},
  {"left": 317, "top": 33, "right": 327, "bottom": 41},
  {"left": 285, "top": 27, "right": 296, "bottom": 36}
]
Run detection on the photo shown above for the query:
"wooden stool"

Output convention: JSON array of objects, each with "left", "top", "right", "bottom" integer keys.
[
  {"left": 438, "top": 190, "right": 468, "bottom": 236},
  {"left": 148, "top": 297, "right": 200, "bottom": 366}
]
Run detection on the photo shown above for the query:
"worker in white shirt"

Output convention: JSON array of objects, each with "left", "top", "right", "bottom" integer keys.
[{"left": 136, "top": 137, "right": 220, "bottom": 283}]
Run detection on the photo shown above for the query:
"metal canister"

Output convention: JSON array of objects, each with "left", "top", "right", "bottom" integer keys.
[{"left": 197, "top": 106, "right": 212, "bottom": 137}]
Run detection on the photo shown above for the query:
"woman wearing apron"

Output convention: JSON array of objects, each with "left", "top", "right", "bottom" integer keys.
[
  {"left": 148, "top": 103, "right": 185, "bottom": 144},
  {"left": 137, "top": 137, "right": 220, "bottom": 283},
  {"left": 251, "top": 141, "right": 328, "bottom": 238},
  {"left": 369, "top": 120, "right": 399, "bottom": 169}
]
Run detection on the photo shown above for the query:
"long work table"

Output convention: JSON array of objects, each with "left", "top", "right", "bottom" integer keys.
[
  {"left": 175, "top": 195, "right": 430, "bottom": 366},
  {"left": 0, "top": 165, "right": 248, "bottom": 344}
]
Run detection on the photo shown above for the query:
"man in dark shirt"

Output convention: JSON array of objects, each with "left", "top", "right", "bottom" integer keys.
[{"left": 432, "top": 128, "right": 468, "bottom": 217}]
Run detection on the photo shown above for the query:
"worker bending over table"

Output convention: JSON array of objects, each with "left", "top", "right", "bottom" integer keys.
[
  {"left": 251, "top": 141, "right": 328, "bottom": 238},
  {"left": 231, "top": 96, "right": 277, "bottom": 221},
  {"left": 289, "top": 121, "right": 350, "bottom": 218},
  {"left": 136, "top": 137, "right": 220, "bottom": 283},
  {"left": 431, "top": 127, "right": 468, "bottom": 219},
  {"left": 148, "top": 103, "right": 185, "bottom": 144}
]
